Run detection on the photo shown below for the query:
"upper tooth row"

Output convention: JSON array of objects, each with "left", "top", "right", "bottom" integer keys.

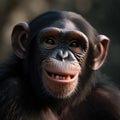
[{"left": 51, "top": 74, "right": 71, "bottom": 80}]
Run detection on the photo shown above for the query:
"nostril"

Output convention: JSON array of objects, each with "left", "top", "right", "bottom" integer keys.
[
  {"left": 57, "top": 50, "right": 69, "bottom": 60},
  {"left": 56, "top": 50, "right": 76, "bottom": 61}
]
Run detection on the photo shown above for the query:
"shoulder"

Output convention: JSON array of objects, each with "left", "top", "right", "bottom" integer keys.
[
  {"left": 88, "top": 86, "right": 120, "bottom": 120},
  {"left": 67, "top": 85, "right": 120, "bottom": 120}
]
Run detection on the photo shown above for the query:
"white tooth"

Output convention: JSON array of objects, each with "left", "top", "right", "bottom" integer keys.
[
  {"left": 66, "top": 75, "right": 71, "bottom": 80},
  {"left": 55, "top": 75, "right": 59, "bottom": 79}
]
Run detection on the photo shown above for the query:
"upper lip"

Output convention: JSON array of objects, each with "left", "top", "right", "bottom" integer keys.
[{"left": 46, "top": 69, "right": 75, "bottom": 76}]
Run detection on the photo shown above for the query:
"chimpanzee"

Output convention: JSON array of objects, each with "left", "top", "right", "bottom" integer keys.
[{"left": 0, "top": 11, "right": 120, "bottom": 120}]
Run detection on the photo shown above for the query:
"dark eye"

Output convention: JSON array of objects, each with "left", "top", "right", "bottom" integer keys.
[
  {"left": 42, "top": 38, "right": 56, "bottom": 49},
  {"left": 69, "top": 40, "right": 84, "bottom": 53},
  {"left": 44, "top": 38, "right": 56, "bottom": 45},
  {"left": 69, "top": 41, "right": 80, "bottom": 48}
]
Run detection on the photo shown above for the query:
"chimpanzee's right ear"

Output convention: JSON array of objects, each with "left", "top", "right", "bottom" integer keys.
[{"left": 11, "top": 22, "right": 29, "bottom": 59}]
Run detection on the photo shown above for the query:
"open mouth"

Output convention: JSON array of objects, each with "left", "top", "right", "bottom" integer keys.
[
  {"left": 46, "top": 71, "right": 74, "bottom": 80},
  {"left": 43, "top": 69, "right": 79, "bottom": 97}
]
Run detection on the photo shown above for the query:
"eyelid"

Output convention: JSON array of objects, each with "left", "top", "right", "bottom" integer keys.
[
  {"left": 44, "top": 38, "right": 56, "bottom": 45},
  {"left": 38, "top": 30, "right": 60, "bottom": 44},
  {"left": 69, "top": 40, "right": 80, "bottom": 47}
]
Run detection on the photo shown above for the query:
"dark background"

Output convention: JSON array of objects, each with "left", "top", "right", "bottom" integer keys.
[{"left": 0, "top": 0, "right": 120, "bottom": 87}]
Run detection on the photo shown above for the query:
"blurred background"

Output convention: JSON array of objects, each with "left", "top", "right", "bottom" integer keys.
[{"left": 0, "top": 0, "right": 120, "bottom": 87}]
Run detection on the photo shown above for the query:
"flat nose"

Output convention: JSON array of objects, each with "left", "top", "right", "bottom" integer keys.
[
  {"left": 58, "top": 50, "right": 69, "bottom": 60},
  {"left": 54, "top": 49, "right": 76, "bottom": 61}
]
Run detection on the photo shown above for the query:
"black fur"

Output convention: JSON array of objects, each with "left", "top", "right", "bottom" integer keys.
[{"left": 0, "top": 11, "right": 120, "bottom": 120}]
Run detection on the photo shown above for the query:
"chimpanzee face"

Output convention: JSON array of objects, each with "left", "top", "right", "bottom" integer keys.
[
  {"left": 11, "top": 11, "right": 109, "bottom": 100},
  {"left": 35, "top": 19, "right": 89, "bottom": 98}
]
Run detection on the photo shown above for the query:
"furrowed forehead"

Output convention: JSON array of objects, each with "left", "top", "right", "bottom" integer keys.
[
  {"left": 29, "top": 11, "right": 84, "bottom": 31},
  {"left": 29, "top": 11, "right": 65, "bottom": 39},
  {"left": 29, "top": 11, "right": 97, "bottom": 42}
]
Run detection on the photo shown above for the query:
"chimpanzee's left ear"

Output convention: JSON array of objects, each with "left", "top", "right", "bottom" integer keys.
[
  {"left": 92, "top": 35, "right": 110, "bottom": 70},
  {"left": 11, "top": 22, "right": 29, "bottom": 59}
]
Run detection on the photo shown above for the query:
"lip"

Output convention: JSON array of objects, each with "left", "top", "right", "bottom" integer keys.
[{"left": 43, "top": 69, "right": 78, "bottom": 83}]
